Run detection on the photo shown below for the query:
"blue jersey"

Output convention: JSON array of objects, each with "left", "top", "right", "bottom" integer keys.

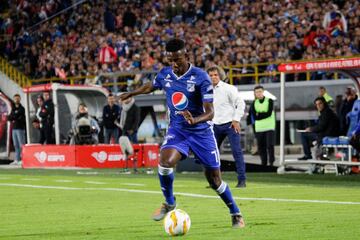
[{"left": 153, "top": 64, "right": 214, "bottom": 132}]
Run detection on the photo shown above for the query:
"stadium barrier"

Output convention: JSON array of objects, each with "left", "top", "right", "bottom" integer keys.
[
  {"left": 3, "top": 56, "right": 359, "bottom": 90},
  {"left": 22, "top": 143, "right": 159, "bottom": 169},
  {"left": 0, "top": 57, "right": 31, "bottom": 87}
]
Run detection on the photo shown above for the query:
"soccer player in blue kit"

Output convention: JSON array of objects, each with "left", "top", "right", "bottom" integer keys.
[{"left": 120, "top": 39, "right": 245, "bottom": 228}]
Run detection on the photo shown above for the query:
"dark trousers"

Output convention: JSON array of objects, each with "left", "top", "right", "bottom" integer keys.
[
  {"left": 104, "top": 128, "right": 119, "bottom": 144},
  {"left": 300, "top": 132, "right": 318, "bottom": 157},
  {"left": 214, "top": 122, "right": 246, "bottom": 181},
  {"left": 125, "top": 131, "right": 138, "bottom": 144},
  {"left": 255, "top": 130, "right": 275, "bottom": 166},
  {"left": 40, "top": 123, "right": 54, "bottom": 144}
]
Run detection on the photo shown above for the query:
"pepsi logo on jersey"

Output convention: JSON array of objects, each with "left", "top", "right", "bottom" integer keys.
[{"left": 172, "top": 92, "right": 188, "bottom": 110}]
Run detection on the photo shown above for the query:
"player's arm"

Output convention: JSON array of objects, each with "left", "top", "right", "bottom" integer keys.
[
  {"left": 181, "top": 102, "right": 214, "bottom": 125},
  {"left": 120, "top": 82, "right": 155, "bottom": 101}
]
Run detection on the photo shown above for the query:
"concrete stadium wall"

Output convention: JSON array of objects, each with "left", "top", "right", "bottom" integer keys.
[
  {"left": 0, "top": 71, "right": 24, "bottom": 102},
  {"left": 237, "top": 79, "right": 354, "bottom": 110}
]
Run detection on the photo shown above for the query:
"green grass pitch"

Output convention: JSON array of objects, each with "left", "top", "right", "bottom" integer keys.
[{"left": 0, "top": 169, "right": 360, "bottom": 239}]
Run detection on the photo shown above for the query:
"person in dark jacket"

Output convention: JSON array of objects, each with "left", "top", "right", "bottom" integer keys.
[
  {"left": 39, "top": 91, "right": 55, "bottom": 144},
  {"left": 339, "top": 87, "right": 358, "bottom": 135},
  {"left": 298, "top": 97, "right": 340, "bottom": 160},
  {"left": 104, "top": 6, "right": 115, "bottom": 32},
  {"left": 116, "top": 95, "right": 140, "bottom": 143},
  {"left": 349, "top": 119, "right": 360, "bottom": 152},
  {"left": 7, "top": 94, "right": 26, "bottom": 165},
  {"left": 102, "top": 94, "right": 121, "bottom": 143}
]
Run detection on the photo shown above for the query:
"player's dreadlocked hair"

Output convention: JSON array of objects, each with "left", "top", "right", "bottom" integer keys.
[{"left": 165, "top": 38, "right": 185, "bottom": 52}]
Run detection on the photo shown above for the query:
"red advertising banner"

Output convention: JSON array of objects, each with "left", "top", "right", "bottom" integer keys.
[
  {"left": 141, "top": 144, "right": 160, "bottom": 168},
  {"left": 22, "top": 144, "right": 76, "bottom": 168},
  {"left": 278, "top": 58, "right": 360, "bottom": 73},
  {"left": 75, "top": 144, "right": 144, "bottom": 168},
  {"left": 22, "top": 144, "right": 160, "bottom": 169}
]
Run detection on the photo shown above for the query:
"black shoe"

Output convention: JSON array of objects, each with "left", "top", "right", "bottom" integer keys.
[
  {"left": 298, "top": 156, "right": 312, "bottom": 160},
  {"left": 235, "top": 180, "right": 246, "bottom": 188}
]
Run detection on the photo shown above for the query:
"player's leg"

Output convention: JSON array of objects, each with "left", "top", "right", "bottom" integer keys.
[
  {"left": 152, "top": 148, "right": 183, "bottom": 221},
  {"left": 205, "top": 168, "right": 245, "bottom": 228},
  {"left": 153, "top": 128, "right": 189, "bottom": 221},
  {"left": 158, "top": 148, "right": 182, "bottom": 203},
  {"left": 208, "top": 124, "right": 226, "bottom": 188},
  {"left": 225, "top": 125, "right": 246, "bottom": 187},
  {"left": 190, "top": 128, "right": 245, "bottom": 228}
]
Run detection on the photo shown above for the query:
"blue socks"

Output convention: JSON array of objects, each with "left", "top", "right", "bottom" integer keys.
[
  {"left": 216, "top": 181, "right": 240, "bottom": 215},
  {"left": 158, "top": 165, "right": 175, "bottom": 205},
  {"left": 158, "top": 165, "right": 239, "bottom": 215}
]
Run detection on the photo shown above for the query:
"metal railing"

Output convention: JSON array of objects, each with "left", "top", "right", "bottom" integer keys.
[
  {"left": 226, "top": 60, "right": 342, "bottom": 85},
  {"left": 1, "top": 56, "right": 359, "bottom": 89},
  {"left": 0, "top": 57, "right": 31, "bottom": 87}
]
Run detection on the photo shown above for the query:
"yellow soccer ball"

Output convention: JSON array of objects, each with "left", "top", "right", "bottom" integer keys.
[{"left": 164, "top": 209, "right": 191, "bottom": 236}]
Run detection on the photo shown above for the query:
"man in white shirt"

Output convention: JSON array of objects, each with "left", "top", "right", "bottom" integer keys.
[{"left": 207, "top": 66, "right": 247, "bottom": 188}]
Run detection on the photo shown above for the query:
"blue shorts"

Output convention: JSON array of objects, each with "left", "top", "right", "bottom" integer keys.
[{"left": 161, "top": 126, "right": 221, "bottom": 169}]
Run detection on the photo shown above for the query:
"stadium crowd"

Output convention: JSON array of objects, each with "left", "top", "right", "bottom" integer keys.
[{"left": 1, "top": 0, "right": 360, "bottom": 87}]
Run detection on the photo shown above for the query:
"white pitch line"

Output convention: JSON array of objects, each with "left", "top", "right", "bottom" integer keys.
[
  {"left": 55, "top": 180, "right": 73, "bottom": 183},
  {"left": 247, "top": 185, "right": 295, "bottom": 189},
  {"left": 0, "top": 183, "right": 359, "bottom": 205},
  {"left": 21, "top": 178, "right": 40, "bottom": 181},
  {"left": 76, "top": 172, "right": 99, "bottom": 175},
  {"left": 84, "top": 181, "right": 106, "bottom": 185},
  {"left": 121, "top": 183, "right": 146, "bottom": 186}
]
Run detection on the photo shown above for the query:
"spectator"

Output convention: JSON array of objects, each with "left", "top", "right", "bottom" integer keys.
[
  {"left": 99, "top": 41, "right": 117, "bottom": 65},
  {"left": 349, "top": 118, "right": 360, "bottom": 152},
  {"left": 334, "top": 94, "right": 343, "bottom": 117},
  {"left": 249, "top": 85, "right": 276, "bottom": 166},
  {"left": 104, "top": 6, "right": 116, "bottom": 32},
  {"left": 339, "top": 86, "right": 358, "bottom": 135},
  {"left": 32, "top": 118, "right": 41, "bottom": 131},
  {"left": 298, "top": 97, "right": 340, "bottom": 160},
  {"left": 326, "top": 12, "right": 346, "bottom": 37},
  {"left": 102, "top": 93, "right": 121, "bottom": 144},
  {"left": 323, "top": 4, "right": 347, "bottom": 35},
  {"left": 35, "top": 95, "right": 45, "bottom": 144},
  {"left": 7, "top": 94, "right": 26, "bottom": 165},
  {"left": 116, "top": 94, "right": 140, "bottom": 143},
  {"left": 1, "top": 0, "right": 359, "bottom": 87},
  {"left": 207, "top": 66, "right": 247, "bottom": 188},
  {"left": 84, "top": 65, "right": 99, "bottom": 85},
  {"left": 318, "top": 86, "right": 334, "bottom": 108},
  {"left": 122, "top": 7, "right": 137, "bottom": 28},
  {"left": 44, "top": 61, "right": 55, "bottom": 79},
  {"left": 70, "top": 103, "right": 100, "bottom": 145},
  {"left": 39, "top": 91, "right": 55, "bottom": 144}
]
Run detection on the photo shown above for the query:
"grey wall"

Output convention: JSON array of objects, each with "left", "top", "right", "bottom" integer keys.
[{"left": 237, "top": 79, "right": 354, "bottom": 110}]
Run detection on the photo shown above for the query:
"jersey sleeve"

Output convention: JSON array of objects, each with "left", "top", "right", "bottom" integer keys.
[
  {"left": 200, "top": 72, "right": 213, "bottom": 103},
  {"left": 152, "top": 69, "right": 164, "bottom": 90}
]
